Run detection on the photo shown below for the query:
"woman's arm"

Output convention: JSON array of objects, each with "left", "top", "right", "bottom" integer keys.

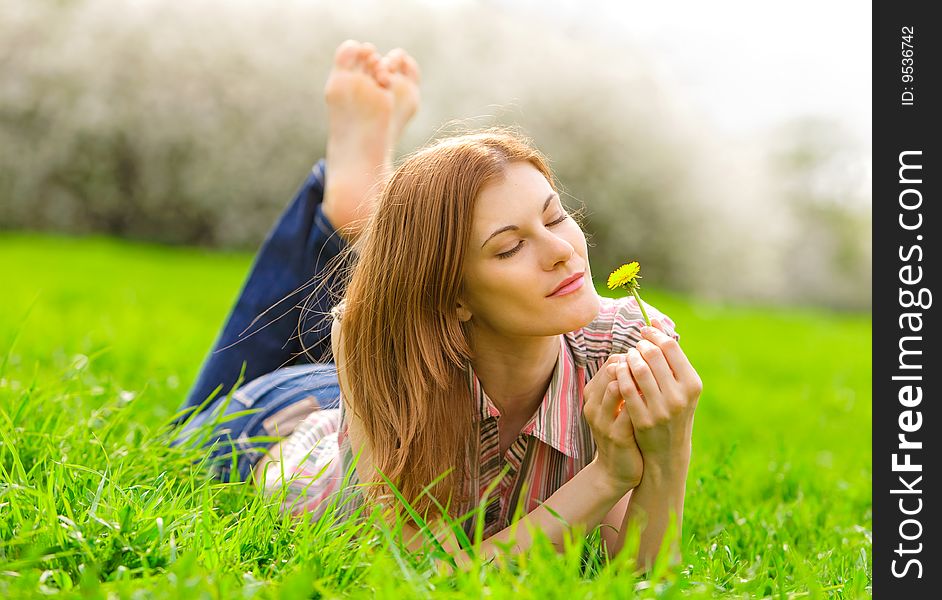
[
  {"left": 603, "top": 447, "right": 690, "bottom": 570},
  {"left": 601, "top": 317, "right": 700, "bottom": 571},
  {"left": 599, "top": 488, "right": 633, "bottom": 556},
  {"left": 401, "top": 458, "right": 630, "bottom": 571},
  {"left": 342, "top": 376, "right": 630, "bottom": 569},
  {"left": 331, "top": 320, "right": 628, "bottom": 568}
]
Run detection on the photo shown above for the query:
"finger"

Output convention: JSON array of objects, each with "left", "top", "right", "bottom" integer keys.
[
  {"left": 640, "top": 320, "right": 678, "bottom": 357},
  {"left": 599, "top": 354, "right": 627, "bottom": 387},
  {"left": 615, "top": 356, "right": 646, "bottom": 407},
  {"left": 626, "top": 347, "right": 661, "bottom": 402},
  {"left": 635, "top": 339, "right": 680, "bottom": 398},
  {"left": 600, "top": 378, "right": 622, "bottom": 421},
  {"left": 585, "top": 356, "right": 621, "bottom": 412},
  {"left": 641, "top": 319, "right": 699, "bottom": 386},
  {"left": 613, "top": 398, "right": 635, "bottom": 432},
  {"left": 615, "top": 357, "right": 649, "bottom": 425}
]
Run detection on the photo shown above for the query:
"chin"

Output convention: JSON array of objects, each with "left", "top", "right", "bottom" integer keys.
[
  {"left": 555, "top": 291, "right": 602, "bottom": 333},
  {"left": 580, "top": 290, "right": 603, "bottom": 324}
]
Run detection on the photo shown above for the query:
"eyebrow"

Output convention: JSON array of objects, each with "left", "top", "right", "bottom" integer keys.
[{"left": 481, "top": 193, "right": 558, "bottom": 249}]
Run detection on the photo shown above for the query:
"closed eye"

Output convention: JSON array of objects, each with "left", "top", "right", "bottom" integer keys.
[{"left": 496, "top": 214, "right": 569, "bottom": 260}]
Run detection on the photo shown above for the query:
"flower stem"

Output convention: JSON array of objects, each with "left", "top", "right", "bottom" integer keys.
[{"left": 630, "top": 288, "right": 651, "bottom": 326}]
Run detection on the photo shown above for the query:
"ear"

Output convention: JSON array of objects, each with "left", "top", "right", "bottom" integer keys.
[{"left": 456, "top": 299, "right": 472, "bottom": 323}]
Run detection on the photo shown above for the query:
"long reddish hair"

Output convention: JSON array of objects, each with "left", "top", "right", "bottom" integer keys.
[{"left": 304, "top": 126, "right": 577, "bottom": 527}]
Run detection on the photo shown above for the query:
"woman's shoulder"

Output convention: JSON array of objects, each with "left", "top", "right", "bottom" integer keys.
[
  {"left": 330, "top": 298, "right": 348, "bottom": 322},
  {"left": 566, "top": 293, "right": 680, "bottom": 365}
]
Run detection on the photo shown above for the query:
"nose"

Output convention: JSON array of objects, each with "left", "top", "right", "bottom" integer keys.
[{"left": 541, "top": 230, "right": 575, "bottom": 269}]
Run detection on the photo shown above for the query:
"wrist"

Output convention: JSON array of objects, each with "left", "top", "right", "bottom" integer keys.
[
  {"left": 586, "top": 459, "right": 637, "bottom": 500},
  {"left": 640, "top": 451, "right": 690, "bottom": 487}
]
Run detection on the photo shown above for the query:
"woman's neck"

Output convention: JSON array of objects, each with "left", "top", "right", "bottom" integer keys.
[{"left": 469, "top": 333, "right": 561, "bottom": 425}]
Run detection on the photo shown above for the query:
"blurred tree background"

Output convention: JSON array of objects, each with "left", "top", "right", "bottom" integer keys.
[{"left": 0, "top": 0, "right": 871, "bottom": 310}]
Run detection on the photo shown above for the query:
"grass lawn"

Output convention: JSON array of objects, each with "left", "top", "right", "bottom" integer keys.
[{"left": 0, "top": 233, "right": 872, "bottom": 598}]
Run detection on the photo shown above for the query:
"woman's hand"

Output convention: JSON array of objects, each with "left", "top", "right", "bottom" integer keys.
[
  {"left": 583, "top": 354, "right": 646, "bottom": 492},
  {"left": 616, "top": 318, "right": 703, "bottom": 470}
]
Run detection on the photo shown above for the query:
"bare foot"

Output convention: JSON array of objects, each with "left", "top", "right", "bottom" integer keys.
[
  {"left": 381, "top": 48, "right": 422, "bottom": 144},
  {"left": 322, "top": 40, "right": 392, "bottom": 242},
  {"left": 321, "top": 41, "right": 420, "bottom": 243}
]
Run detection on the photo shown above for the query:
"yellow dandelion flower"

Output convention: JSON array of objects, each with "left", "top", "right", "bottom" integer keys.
[
  {"left": 607, "top": 261, "right": 641, "bottom": 291},
  {"left": 607, "top": 260, "right": 651, "bottom": 326}
]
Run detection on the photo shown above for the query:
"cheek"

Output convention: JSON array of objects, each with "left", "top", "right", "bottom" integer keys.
[
  {"left": 489, "top": 266, "right": 531, "bottom": 296},
  {"left": 464, "top": 264, "right": 524, "bottom": 306},
  {"left": 480, "top": 270, "right": 539, "bottom": 317},
  {"left": 566, "top": 224, "right": 588, "bottom": 249}
]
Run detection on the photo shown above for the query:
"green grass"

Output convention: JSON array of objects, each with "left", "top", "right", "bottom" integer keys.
[{"left": 0, "top": 232, "right": 872, "bottom": 598}]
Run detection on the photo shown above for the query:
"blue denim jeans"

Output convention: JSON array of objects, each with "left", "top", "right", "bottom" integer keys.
[
  {"left": 172, "top": 363, "right": 342, "bottom": 482},
  {"left": 172, "top": 158, "right": 348, "bottom": 481}
]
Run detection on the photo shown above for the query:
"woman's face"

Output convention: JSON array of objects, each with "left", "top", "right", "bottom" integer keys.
[{"left": 459, "top": 161, "right": 601, "bottom": 337}]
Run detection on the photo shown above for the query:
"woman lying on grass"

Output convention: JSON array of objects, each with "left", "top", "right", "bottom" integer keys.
[{"left": 172, "top": 39, "right": 703, "bottom": 573}]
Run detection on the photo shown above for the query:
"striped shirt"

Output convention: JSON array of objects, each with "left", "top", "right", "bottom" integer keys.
[{"left": 260, "top": 292, "right": 679, "bottom": 543}]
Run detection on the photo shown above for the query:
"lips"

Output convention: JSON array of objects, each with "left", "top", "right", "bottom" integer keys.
[{"left": 548, "top": 271, "right": 585, "bottom": 297}]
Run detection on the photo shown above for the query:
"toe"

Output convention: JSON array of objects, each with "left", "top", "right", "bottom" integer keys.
[
  {"left": 364, "top": 52, "right": 386, "bottom": 80},
  {"left": 334, "top": 39, "right": 361, "bottom": 69},
  {"left": 373, "top": 57, "right": 393, "bottom": 88},
  {"left": 404, "top": 54, "right": 421, "bottom": 83},
  {"left": 355, "top": 43, "right": 379, "bottom": 68},
  {"left": 387, "top": 49, "right": 417, "bottom": 80},
  {"left": 384, "top": 48, "right": 407, "bottom": 71}
]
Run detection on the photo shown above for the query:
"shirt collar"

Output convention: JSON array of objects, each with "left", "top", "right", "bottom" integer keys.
[{"left": 466, "top": 335, "right": 587, "bottom": 459}]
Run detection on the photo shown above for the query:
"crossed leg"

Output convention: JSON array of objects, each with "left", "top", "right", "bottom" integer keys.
[{"left": 174, "top": 41, "right": 420, "bottom": 490}]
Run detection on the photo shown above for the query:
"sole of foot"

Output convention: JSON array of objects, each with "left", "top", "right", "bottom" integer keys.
[{"left": 321, "top": 41, "right": 421, "bottom": 244}]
